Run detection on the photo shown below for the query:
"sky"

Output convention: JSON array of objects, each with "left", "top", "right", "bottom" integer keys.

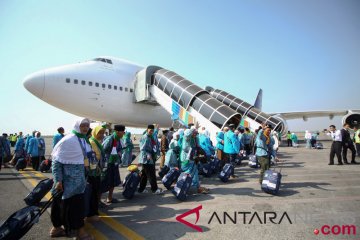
[{"left": 0, "top": 0, "right": 359, "bottom": 135}]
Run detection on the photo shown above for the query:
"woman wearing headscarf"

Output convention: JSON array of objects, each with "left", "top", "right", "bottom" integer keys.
[
  {"left": 165, "top": 132, "right": 180, "bottom": 168},
  {"left": 121, "top": 131, "right": 134, "bottom": 167},
  {"left": 87, "top": 125, "right": 106, "bottom": 222},
  {"left": 198, "top": 129, "right": 215, "bottom": 161},
  {"left": 50, "top": 117, "right": 94, "bottom": 240},
  {"left": 180, "top": 129, "right": 209, "bottom": 194},
  {"left": 28, "top": 132, "right": 40, "bottom": 171}
]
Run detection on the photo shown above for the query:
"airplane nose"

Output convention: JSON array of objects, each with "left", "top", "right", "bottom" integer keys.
[{"left": 23, "top": 71, "right": 45, "bottom": 99}]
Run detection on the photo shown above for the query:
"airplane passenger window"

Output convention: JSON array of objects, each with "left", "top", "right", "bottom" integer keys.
[
  {"left": 125, "top": 88, "right": 128, "bottom": 92},
  {"left": 74, "top": 79, "right": 78, "bottom": 84},
  {"left": 95, "top": 83, "right": 99, "bottom": 87},
  {"left": 66, "top": 78, "right": 70, "bottom": 83},
  {"left": 108, "top": 85, "right": 112, "bottom": 89},
  {"left": 102, "top": 83, "right": 105, "bottom": 88},
  {"left": 114, "top": 86, "right": 117, "bottom": 90},
  {"left": 81, "top": 80, "right": 86, "bottom": 85},
  {"left": 88, "top": 81, "right": 93, "bottom": 86},
  {"left": 130, "top": 88, "right": 133, "bottom": 92},
  {"left": 119, "top": 87, "right": 123, "bottom": 91}
]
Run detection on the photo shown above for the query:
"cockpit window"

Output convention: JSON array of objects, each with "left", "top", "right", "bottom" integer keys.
[{"left": 92, "top": 58, "right": 113, "bottom": 64}]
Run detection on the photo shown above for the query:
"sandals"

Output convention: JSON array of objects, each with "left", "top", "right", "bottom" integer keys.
[
  {"left": 49, "top": 227, "right": 66, "bottom": 238},
  {"left": 197, "top": 187, "right": 210, "bottom": 194}
]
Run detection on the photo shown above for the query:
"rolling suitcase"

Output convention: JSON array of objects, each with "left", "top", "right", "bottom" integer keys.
[
  {"left": 122, "top": 171, "right": 141, "bottom": 199},
  {"left": 315, "top": 142, "right": 323, "bottom": 149},
  {"left": 39, "top": 159, "right": 52, "bottom": 173},
  {"left": 162, "top": 167, "right": 180, "bottom": 190},
  {"left": 24, "top": 178, "right": 54, "bottom": 206},
  {"left": 261, "top": 168, "right": 282, "bottom": 195},
  {"left": 198, "top": 162, "right": 212, "bottom": 177},
  {"left": 15, "top": 158, "right": 27, "bottom": 171},
  {"left": 248, "top": 155, "right": 259, "bottom": 168},
  {"left": 158, "top": 165, "right": 170, "bottom": 178},
  {"left": 172, "top": 172, "right": 192, "bottom": 201},
  {"left": 218, "top": 163, "right": 234, "bottom": 183},
  {"left": 210, "top": 157, "right": 221, "bottom": 174},
  {"left": 0, "top": 193, "right": 58, "bottom": 240}
]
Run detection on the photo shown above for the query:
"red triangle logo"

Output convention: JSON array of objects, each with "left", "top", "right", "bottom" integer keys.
[{"left": 176, "top": 205, "right": 203, "bottom": 232}]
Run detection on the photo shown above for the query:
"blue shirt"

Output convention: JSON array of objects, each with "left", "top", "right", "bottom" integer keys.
[
  {"left": 255, "top": 129, "right": 276, "bottom": 158},
  {"left": 52, "top": 161, "right": 86, "bottom": 199},
  {"left": 53, "top": 133, "right": 64, "bottom": 148},
  {"left": 224, "top": 130, "right": 240, "bottom": 154}
]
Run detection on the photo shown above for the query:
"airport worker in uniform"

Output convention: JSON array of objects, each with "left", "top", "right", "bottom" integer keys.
[
  {"left": 286, "top": 131, "right": 292, "bottom": 147},
  {"left": 327, "top": 125, "right": 343, "bottom": 165},
  {"left": 341, "top": 123, "right": 357, "bottom": 164},
  {"left": 354, "top": 126, "right": 360, "bottom": 157},
  {"left": 138, "top": 124, "right": 163, "bottom": 194}
]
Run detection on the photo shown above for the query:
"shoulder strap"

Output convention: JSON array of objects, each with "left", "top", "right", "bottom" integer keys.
[{"left": 77, "top": 137, "right": 86, "bottom": 158}]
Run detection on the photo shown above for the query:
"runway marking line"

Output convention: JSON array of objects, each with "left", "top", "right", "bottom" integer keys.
[{"left": 18, "top": 169, "right": 144, "bottom": 240}]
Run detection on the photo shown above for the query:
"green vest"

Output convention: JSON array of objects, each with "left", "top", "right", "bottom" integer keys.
[{"left": 355, "top": 129, "right": 360, "bottom": 144}]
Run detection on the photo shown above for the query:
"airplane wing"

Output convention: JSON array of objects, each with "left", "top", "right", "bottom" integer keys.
[{"left": 269, "top": 110, "right": 360, "bottom": 121}]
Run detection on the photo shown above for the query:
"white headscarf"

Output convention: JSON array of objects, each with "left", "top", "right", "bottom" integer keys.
[
  {"left": 203, "top": 130, "right": 210, "bottom": 138},
  {"left": 51, "top": 117, "right": 91, "bottom": 164}
]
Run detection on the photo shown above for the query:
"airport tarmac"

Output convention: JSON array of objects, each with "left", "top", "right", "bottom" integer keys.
[{"left": 1, "top": 140, "right": 360, "bottom": 240}]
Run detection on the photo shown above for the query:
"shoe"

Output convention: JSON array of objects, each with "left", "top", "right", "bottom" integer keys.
[
  {"left": 139, "top": 189, "right": 149, "bottom": 194},
  {"left": 86, "top": 215, "right": 100, "bottom": 222},
  {"left": 328, "top": 163, "right": 334, "bottom": 165},
  {"left": 337, "top": 163, "right": 343, "bottom": 165},
  {"left": 344, "top": 161, "right": 349, "bottom": 164},
  {"left": 99, "top": 201, "right": 107, "bottom": 208},
  {"left": 106, "top": 198, "right": 119, "bottom": 203},
  {"left": 197, "top": 187, "right": 209, "bottom": 194},
  {"left": 49, "top": 227, "right": 66, "bottom": 238},
  {"left": 351, "top": 161, "right": 358, "bottom": 164},
  {"left": 76, "top": 233, "right": 95, "bottom": 240},
  {"left": 154, "top": 188, "right": 164, "bottom": 194}
]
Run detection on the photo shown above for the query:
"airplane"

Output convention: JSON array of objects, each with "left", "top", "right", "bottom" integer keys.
[{"left": 23, "top": 56, "right": 360, "bottom": 142}]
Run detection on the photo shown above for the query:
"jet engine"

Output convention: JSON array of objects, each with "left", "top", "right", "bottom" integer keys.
[{"left": 342, "top": 111, "right": 360, "bottom": 128}]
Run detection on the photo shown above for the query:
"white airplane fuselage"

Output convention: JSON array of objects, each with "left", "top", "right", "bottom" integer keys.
[{"left": 23, "top": 57, "right": 172, "bottom": 127}]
